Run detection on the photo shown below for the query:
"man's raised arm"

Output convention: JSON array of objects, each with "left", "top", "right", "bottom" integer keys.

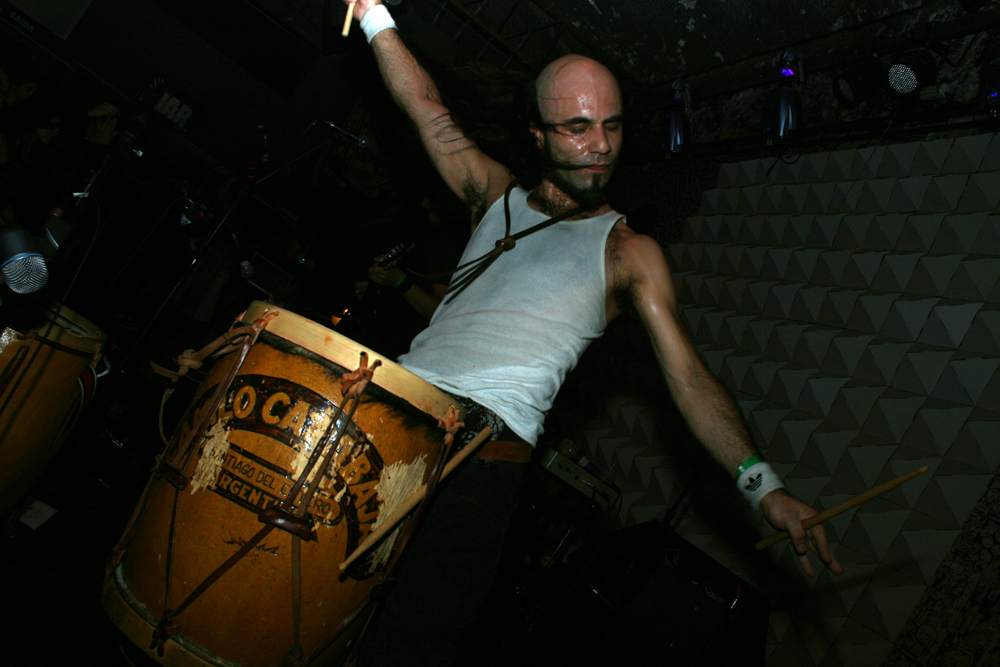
[{"left": 347, "top": 0, "right": 512, "bottom": 213}]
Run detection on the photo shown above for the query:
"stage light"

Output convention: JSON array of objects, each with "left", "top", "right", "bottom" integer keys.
[
  {"left": 665, "top": 79, "right": 692, "bottom": 155},
  {"left": 980, "top": 38, "right": 1000, "bottom": 117},
  {"left": 763, "top": 49, "right": 802, "bottom": 144},
  {"left": 833, "top": 58, "right": 884, "bottom": 108},
  {"left": 0, "top": 225, "right": 49, "bottom": 294},
  {"left": 778, "top": 49, "right": 802, "bottom": 84},
  {"left": 886, "top": 49, "right": 938, "bottom": 97}
]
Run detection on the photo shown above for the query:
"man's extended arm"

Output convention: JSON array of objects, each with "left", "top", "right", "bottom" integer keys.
[
  {"left": 348, "top": 0, "right": 512, "bottom": 214},
  {"left": 620, "top": 227, "right": 842, "bottom": 577}
]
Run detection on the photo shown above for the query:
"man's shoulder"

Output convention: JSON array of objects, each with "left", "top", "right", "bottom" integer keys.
[
  {"left": 607, "top": 219, "right": 660, "bottom": 254},
  {"left": 606, "top": 222, "right": 670, "bottom": 278}
]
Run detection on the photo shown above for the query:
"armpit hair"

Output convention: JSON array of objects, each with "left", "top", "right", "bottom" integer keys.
[
  {"left": 606, "top": 229, "right": 638, "bottom": 315},
  {"left": 464, "top": 178, "right": 488, "bottom": 224}
]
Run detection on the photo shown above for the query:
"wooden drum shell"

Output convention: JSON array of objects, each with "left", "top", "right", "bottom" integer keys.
[
  {"left": 104, "top": 302, "right": 462, "bottom": 667},
  {"left": 0, "top": 306, "right": 105, "bottom": 514}
]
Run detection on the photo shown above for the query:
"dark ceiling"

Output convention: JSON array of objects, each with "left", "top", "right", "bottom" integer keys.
[
  {"left": 2, "top": 0, "right": 998, "bottom": 211},
  {"left": 247, "top": 0, "right": 990, "bottom": 97}
]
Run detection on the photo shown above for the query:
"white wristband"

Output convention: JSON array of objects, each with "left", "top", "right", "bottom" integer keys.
[
  {"left": 737, "top": 462, "right": 785, "bottom": 509},
  {"left": 360, "top": 5, "right": 396, "bottom": 44}
]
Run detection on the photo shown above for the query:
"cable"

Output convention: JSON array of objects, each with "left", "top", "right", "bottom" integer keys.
[
  {"left": 104, "top": 196, "right": 194, "bottom": 291},
  {"left": 96, "top": 354, "right": 111, "bottom": 378}
]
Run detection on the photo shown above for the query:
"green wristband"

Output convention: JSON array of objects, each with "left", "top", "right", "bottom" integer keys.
[
  {"left": 394, "top": 274, "right": 414, "bottom": 293},
  {"left": 392, "top": 274, "right": 406, "bottom": 287},
  {"left": 737, "top": 455, "right": 761, "bottom": 476}
]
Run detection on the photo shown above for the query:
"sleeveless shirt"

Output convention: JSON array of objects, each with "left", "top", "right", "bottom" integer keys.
[{"left": 398, "top": 187, "right": 620, "bottom": 445}]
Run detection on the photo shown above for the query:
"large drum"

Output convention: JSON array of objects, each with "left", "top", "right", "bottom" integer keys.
[
  {"left": 103, "top": 302, "right": 464, "bottom": 666},
  {"left": 0, "top": 304, "right": 105, "bottom": 514}
]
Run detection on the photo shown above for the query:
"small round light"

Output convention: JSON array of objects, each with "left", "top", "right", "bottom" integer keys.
[
  {"left": 886, "top": 50, "right": 938, "bottom": 98},
  {"left": 837, "top": 78, "right": 856, "bottom": 103},
  {"left": 888, "top": 63, "right": 918, "bottom": 94}
]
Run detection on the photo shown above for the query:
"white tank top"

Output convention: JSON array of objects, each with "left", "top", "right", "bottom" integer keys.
[{"left": 398, "top": 187, "right": 620, "bottom": 445}]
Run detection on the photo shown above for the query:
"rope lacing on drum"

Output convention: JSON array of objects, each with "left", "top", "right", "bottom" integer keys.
[
  {"left": 150, "top": 309, "right": 277, "bottom": 382},
  {"left": 340, "top": 351, "right": 381, "bottom": 399},
  {"left": 437, "top": 404, "right": 465, "bottom": 448},
  {"left": 150, "top": 310, "right": 278, "bottom": 446}
]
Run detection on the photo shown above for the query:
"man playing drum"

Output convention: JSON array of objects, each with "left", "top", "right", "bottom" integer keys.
[{"left": 344, "top": 2, "right": 843, "bottom": 664}]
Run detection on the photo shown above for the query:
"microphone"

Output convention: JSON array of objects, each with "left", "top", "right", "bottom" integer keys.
[{"left": 0, "top": 225, "right": 49, "bottom": 294}]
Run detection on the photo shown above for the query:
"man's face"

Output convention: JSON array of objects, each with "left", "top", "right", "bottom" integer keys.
[{"left": 532, "top": 57, "right": 623, "bottom": 206}]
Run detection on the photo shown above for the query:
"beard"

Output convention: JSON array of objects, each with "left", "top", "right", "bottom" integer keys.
[
  {"left": 543, "top": 164, "right": 609, "bottom": 211},
  {"left": 534, "top": 139, "right": 611, "bottom": 212}
]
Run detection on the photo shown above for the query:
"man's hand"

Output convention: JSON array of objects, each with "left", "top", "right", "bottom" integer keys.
[
  {"left": 368, "top": 257, "right": 404, "bottom": 287},
  {"left": 87, "top": 103, "right": 120, "bottom": 145},
  {"left": 347, "top": 0, "right": 382, "bottom": 21},
  {"left": 87, "top": 102, "right": 120, "bottom": 119},
  {"left": 759, "top": 489, "right": 843, "bottom": 577}
]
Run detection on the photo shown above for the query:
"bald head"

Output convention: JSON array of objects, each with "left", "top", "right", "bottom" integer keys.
[
  {"left": 535, "top": 55, "right": 621, "bottom": 124},
  {"left": 528, "top": 55, "right": 623, "bottom": 210}
]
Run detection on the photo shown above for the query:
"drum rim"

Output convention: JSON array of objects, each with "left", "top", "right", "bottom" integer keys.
[
  {"left": 17, "top": 304, "right": 106, "bottom": 355},
  {"left": 241, "top": 301, "right": 464, "bottom": 424}
]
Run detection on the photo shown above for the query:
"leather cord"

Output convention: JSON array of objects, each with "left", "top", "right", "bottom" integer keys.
[{"left": 442, "top": 180, "right": 584, "bottom": 302}]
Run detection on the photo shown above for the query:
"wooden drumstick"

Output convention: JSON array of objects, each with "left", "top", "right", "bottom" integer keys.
[
  {"left": 341, "top": 2, "right": 356, "bottom": 37},
  {"left": 755, "top": 466, "right": 928, "bottom": 551},
  {"left": 338, "top": 426, "right": 493, "bottom": 571}
]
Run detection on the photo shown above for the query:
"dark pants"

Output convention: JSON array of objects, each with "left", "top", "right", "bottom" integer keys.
[{"left": 358, "top": 457, "right": 526, "bottom": 667}]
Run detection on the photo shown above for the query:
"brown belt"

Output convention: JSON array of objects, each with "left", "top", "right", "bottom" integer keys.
[{"left": 474, "top": 439, "right": 533, "bottom": 463}]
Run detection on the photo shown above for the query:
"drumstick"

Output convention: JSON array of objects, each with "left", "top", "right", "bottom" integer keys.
[
  {"left": 341, "top": 2, "right": 355, "bottom": 37},
  {"left": 338, "top": 426, "right": 493, "bottom": 571},
  {"left": 755, "top": 466, "right": 928, "bottom": 550}
]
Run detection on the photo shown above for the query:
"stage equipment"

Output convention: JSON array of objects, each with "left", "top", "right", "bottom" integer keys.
[
  {"left": 321, "top": 120, "right": 369, "bottom": 149},
  {"left": 0, "top": 225, "right": 48, "bottom": 294},
  {"left": 0, "top": 305, "right": 106, "bottom": 513},
  {"left": 762, "top": 49, "right": 802, "bottom": 144},
  {"left": 529, "top": 520, "right": 768, "bottom": 666},
  {"left": 103, "top": 302, "right": 465, "bottom": 667},
  {"left": 833, "top": 57, "right": 884, "bottom": 108},
  {"left": 886, "top": 49, "right": 939, "bottom": 98},
  {"left": 666, "top": 80, "right": 693, "bottom": 156},
  {"left": 539, "top": 448, "right": 618, "bottom": 511},
  {"left": 179, "top": 200, "right": 208, "bottom": 226}
]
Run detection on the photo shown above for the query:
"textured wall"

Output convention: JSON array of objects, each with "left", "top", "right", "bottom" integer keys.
[{"left": 577, "top": 132, "right": 1000, "bottom": 667}]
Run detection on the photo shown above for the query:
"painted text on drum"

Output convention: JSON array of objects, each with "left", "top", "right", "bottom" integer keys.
[{"left": 177, "top": 374, "right": 383, "bottom": 531}]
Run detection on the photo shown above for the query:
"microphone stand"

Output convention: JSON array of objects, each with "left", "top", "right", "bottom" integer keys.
[
  {"left": 255, "top": 119, "right": 367, "bottom": 185},
  {"left": 117, "top": 178, "right": 253, "bottom": 371},
  {"left": 119, "top": 119, "right": 367, "bottom": 369}
]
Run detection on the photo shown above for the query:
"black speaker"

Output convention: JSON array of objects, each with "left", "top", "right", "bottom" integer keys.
[{"left": 530, "top": 521, "right": 768, "bottom": 666}]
